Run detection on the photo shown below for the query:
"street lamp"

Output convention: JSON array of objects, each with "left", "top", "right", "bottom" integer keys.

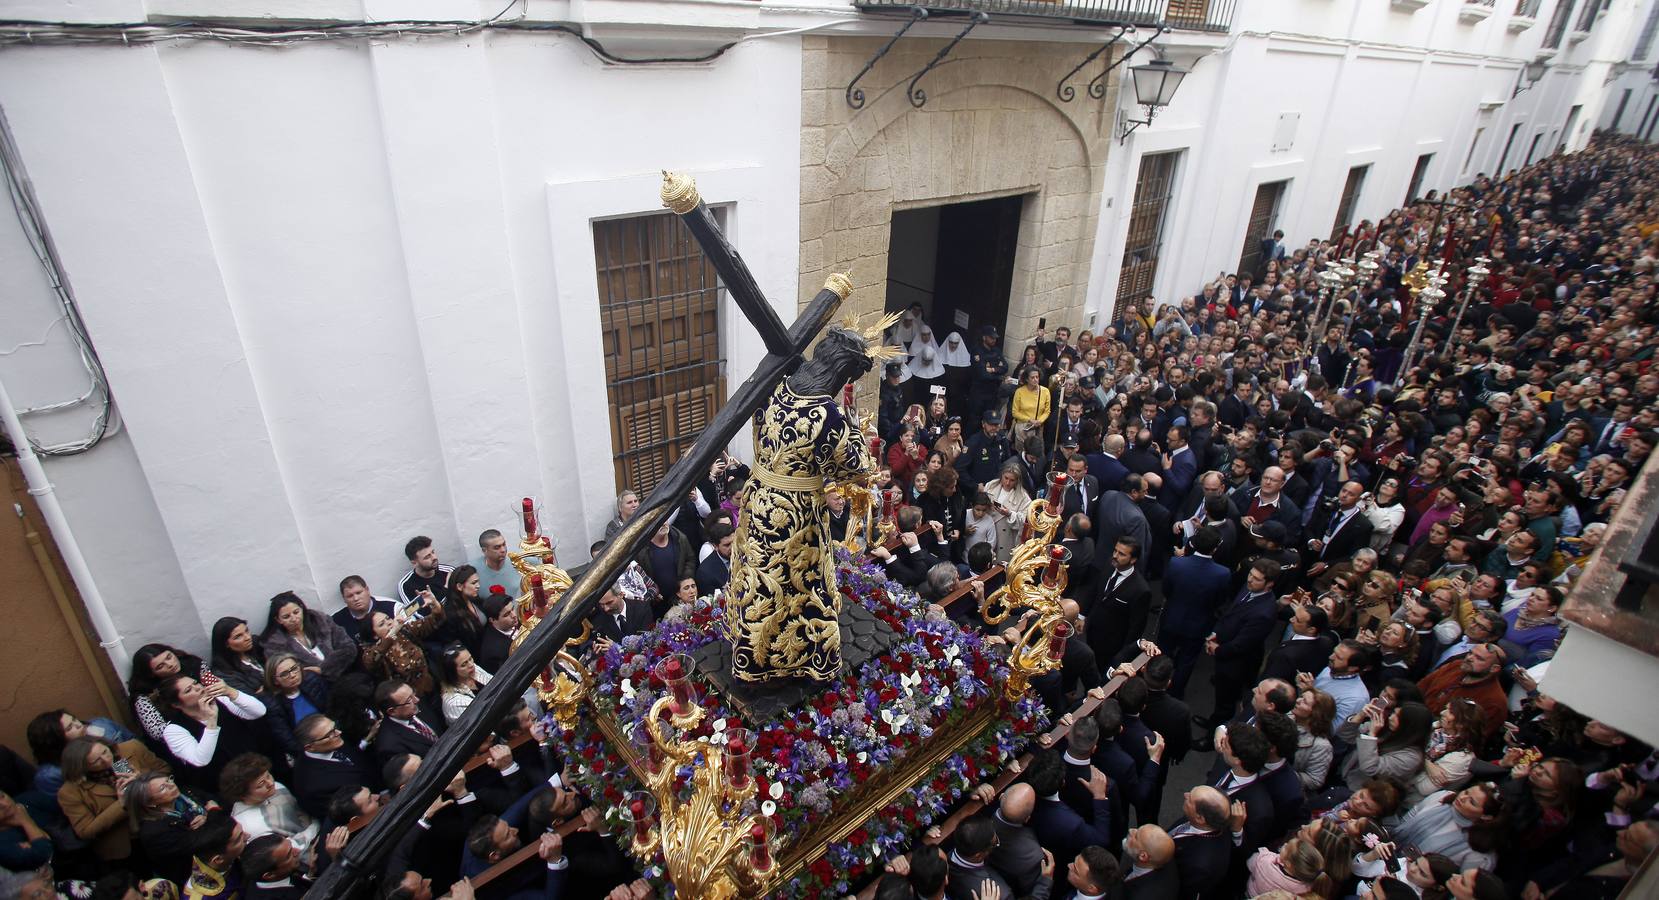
[
  {"left": 1118, "top": 58, "right": 1189, "bottom": 144},
  {"left": 1513, "top": 56, "right": 1549, "bottom": 96}
]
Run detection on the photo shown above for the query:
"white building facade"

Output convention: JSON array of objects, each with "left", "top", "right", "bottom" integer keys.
[{"left": 0, "top": 0, "right": 1637, "bottom": 664}]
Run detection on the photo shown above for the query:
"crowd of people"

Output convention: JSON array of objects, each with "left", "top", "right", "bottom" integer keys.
[{"left": 3, "top": 133, "right": 1658, "bottom": 900}]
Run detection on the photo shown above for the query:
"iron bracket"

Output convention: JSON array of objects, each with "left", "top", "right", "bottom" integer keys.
[
  {"left": 1056, "top": 25, "right": 1130, "bottom": 102},
  {"left": 846, "top": 7, "right": 928, "bottom": 109},
  {"left": 1085, "top": 25, "right": 1168, "bottom": 101},
  {"left": 907, "top": 11, "right": 988, "bottom": 108}
]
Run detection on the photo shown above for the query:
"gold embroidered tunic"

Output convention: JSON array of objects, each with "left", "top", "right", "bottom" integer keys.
[{"left": 727, "top": 382, "right": 873, "bottom": 682}]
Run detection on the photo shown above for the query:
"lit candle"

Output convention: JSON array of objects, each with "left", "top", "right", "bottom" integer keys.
[
  {"left": 748, "top": 822, "right": 773, "bottom": 872},
  {"left": 1042, "top": 545, "right": 1066, "bottom": 588},
  {"left": 1046, "top": 473, "right": 1069, "bottom": 506},
  {"left": 522, "top": 497, "right": 537, "bottom": 536},
  {"left": 531, "top": 573, "right": 548, "bottom": 616},
  {"left": 1048, "top": 619, "right": 1073, "bottom": 662}
]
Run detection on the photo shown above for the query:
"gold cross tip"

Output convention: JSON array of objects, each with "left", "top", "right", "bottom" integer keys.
[
  {"left": 661, "top": 170, "right": 701, "bottom": 213},
  {"left": 825, "top": 272, "right": 854, "bottom": 300}
]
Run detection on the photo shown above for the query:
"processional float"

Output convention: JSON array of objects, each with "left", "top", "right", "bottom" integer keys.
[{"left": 306, "top": 173, "right": 1075, "bottom": 900}]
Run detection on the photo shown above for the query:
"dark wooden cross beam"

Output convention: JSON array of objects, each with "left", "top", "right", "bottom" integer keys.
[{"left": 305, "top": 173, "right": 850, "bottom": 899}]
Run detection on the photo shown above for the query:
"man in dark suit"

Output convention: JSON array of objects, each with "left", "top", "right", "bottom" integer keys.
[
  {"left": 1156, "top": 528, "right": 1231, "bottom": 699},
  {"left": 1028, "top": 751, "right": 1112, "bottom": 870},
  {"left": 1218, "top": 378, "right": 1253, "bottom": 432},
  {"left": 477, "top": 595, "right": 517, "bottom": 676},
  {"left": 1058, "top": 454, "right": 1102, "bottom": 533},
  {"left": 1059, "top": 846, "right": 1122, "bottom": 900},
  {"left": 1088, "top": 538, "right": 1152, "bottom": 662},
  {"left": 1167, "top": 785, "right": 1232, "bottom": 900},
  {"left": 1135, "top": 478, "right": 1174, "bottom": 581},
  {"left": 1209, "top": 724, "right": 1278, "bottom": 854},
  {"left": 1159, "top": 426, "right": 1198, "bottom": 512},
  {"left": 1091, "top": 434, "right": 1131, "bottom": 494},
  {"left": 1027, "top": 599, "right": 1102, "bottom": 716},
  {"left": 459, "top": 787, "right": 571, "bottom": 900},
  {"left": 1259, "top": 604, "right": 1335, "bottom": 684},
  {"left": 1304, "top": 480, "right": 1374, "bottom": 583},
  {"left": 1257, "top": 229, "right": 1286, "bottom": 276},
  {"left": 1055, "top": 396, "right": 1089, "bottom": 449},
  {"left": 694, "top": 522, "right": 734, "bottom": 596},
  {"left": 1231, "top": 466, "right": 1304, "bottom": 548},
  {"left": 1060, "top": 514, "right": 1098, "bottom": 602},
  {"left": 1120, "top": 824, "right": 1179, "bottom": 900},
  {"left": 947, "top": 815, "right": 1041, "bottom": 900},
  {"left": 986, "top": 784, "right": 1047, "bottom": 898},
  {"left": 289, "top": 714, "right": 377, "bottom": 820},
  {"left": 587, "top": 587, "right": 656, "bottom": 650},
  {"left": 240, "top": 834, "right": 304, "bottom": 900},
  {"left": 1094, "top": 477, "right": 1152, "bottom": 574},
  {"left": 1202, "top": 560, "right": 1283, "bottom": 733},
  {"left": 870, "top": 507, "right": 944, "bottom": 589},
  {"left": 1256, "top": 712, "right": 1307, "bottom": 841},
  {"left": 372, "top": 681, "right": 445, "bottom": 765}
]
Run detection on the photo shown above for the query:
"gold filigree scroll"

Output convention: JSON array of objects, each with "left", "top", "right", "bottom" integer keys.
[
  {"left": 504, "top": 535, "right": 590, "bottom": 722},
  {"left": 982, "top": 492, "right": 1071, "bottom": 700},
  {"left": 726, "top": 382, "right": 874, "bottom": 683}
]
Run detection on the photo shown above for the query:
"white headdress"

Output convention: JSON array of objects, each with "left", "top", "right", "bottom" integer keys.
[
  {"left": 908, "top": 327, "right": 945, "bottom": 379},
  {"left": 941, "top": 332, "right": 973, "bottom": 368}
]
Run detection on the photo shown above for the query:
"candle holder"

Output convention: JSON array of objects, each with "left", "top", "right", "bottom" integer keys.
[
  {"left": 722, "top": 727, "right": 754, "bottom": 793},
  {"left": 621, "top": 790, "right": 659, "bottom": 857},
  {"left": 1041, "top": 543, "right": 1071, "bottom": 588},
  {"left": 654, "top": 653, "right": 697, "bottom": 722},
  {"left": 981, "top": 494, "right": 1071, "bottom": 700},
  {"left": 518, "top": 496, "right": 541, "bottom": 540},
  {"left": 743, "top": 819, "right": 776, "bottom": 876}
]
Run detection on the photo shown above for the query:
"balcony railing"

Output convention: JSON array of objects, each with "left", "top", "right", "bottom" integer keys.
[
  {"left": 854, "top": 0, "right": 1235, "bottom": 33},
  {"left": 1560, "top": 452, "right": 1659, "bottom": 656}
]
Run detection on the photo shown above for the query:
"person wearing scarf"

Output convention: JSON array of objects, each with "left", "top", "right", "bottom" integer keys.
[{"left": 1501, "top": 587, "right": 1564, "bottom": 667}]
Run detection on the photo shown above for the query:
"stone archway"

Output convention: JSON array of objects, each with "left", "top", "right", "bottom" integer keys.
[{"left": 799, "top": 34, "right": 1118, "bottom": 348}]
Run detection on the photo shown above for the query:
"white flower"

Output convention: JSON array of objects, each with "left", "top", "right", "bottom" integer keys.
[
  {"left": 712, "top": 717, "right": 727, "bottom": 734},
  {"left": 881, "top": 708, "right": 909, "bottom": 730},
  {"left": 620, "top": 678, "right": 636, "bottom": 700},
  {"left": 761, "top": 800, "right": 776, "bottom": 817},
  {"left": 857, "top": 751, "right": 868, "bottom": 764},
  {"left": 943, "top": 645, "right": 959, "bottom": 662},
  {"left": 769, "top": 781, "right": 784, "bottom": 800},
  {"left": 933, "top": 688, "right": 951, "bottom": 707}
]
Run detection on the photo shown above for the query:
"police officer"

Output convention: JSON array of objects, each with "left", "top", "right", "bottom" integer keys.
[
  {"left": 967, "top": 324, "right": 1008, "bottom": 427},
  {"left": 956, "top": 409, "right": 1014, "bottom": 487}
]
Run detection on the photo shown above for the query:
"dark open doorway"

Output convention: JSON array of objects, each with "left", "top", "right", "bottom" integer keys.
[{"left": 885, "top": 194, "right": 1024, "bottom": 342}]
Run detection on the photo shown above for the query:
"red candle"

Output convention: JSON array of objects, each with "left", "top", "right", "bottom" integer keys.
[
  {"left": 1042, "top": 545, "right": 1066, "bottom": 587},
  {"left": 629, "top": 799, "right": 651, "bottom": 843},
  {"left": 541, "top": 664, "right": 555, "bottom": 688},
  {"left": 1048, "top": 619, "right": 1073, "bottom": 661},
  {"left": 1046, "top": 473, "right": 1069, "bottom": 506},
  {"left": 870, "top": 435, "right": 882, "bottom": 460},
  {"left": 843, "top": 384, "right": 855, "bottom": 408},
  {"left": 1334, "top": 226, "right": 1349, "bottom": 258},
  {"left": 725, "top": 735, "right": 750, "bottom": 786},
  {"left": 660, "top": 656, "right": 691, "bottom": 710},
  {"left": 522, "top": 497, "right": 537, "bottom": 536},
  {"left": 748, "top": 822, "right": 773, "bottom": 872},
  {"left": 530, "top": 573, "right": 548, "bottom": 615},
  {"left": 885, "top": 488, "right": 898, "bottom": 521}
]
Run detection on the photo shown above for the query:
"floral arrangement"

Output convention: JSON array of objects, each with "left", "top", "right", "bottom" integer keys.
[{"left": 560, "top": 553, "right": 1048, "bottom": 898}]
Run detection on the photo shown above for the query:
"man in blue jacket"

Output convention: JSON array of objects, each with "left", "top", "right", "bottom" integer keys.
[
  {"left": 1155, "top": 527, "right": 1231, "bottom": 699},
  {"left": 1201, "top": 559, "right": 1283, "bottom": 738}
]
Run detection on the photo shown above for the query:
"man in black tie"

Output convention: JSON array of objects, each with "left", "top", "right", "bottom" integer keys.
[
  {"left": 1056, "top": 397, "right": 1088, "bottom": 448},
  {"left": 1087, "top": 538, "right": 1151, "bottom": 662},
  {"left": 373, "top": 681, "right": 443, "bottom": 765},
  {"left": 1059, "top": 454, "right": 1102, "bottom": 533},
  {"left": 587, "top": 587, "right": 656, "bottom": 653},
  {"left": 1305, "top": 480, "right": 1373, "bottom": 585},
  {"left": 290, "top": 714, "right": 377, "bottom": 819}
]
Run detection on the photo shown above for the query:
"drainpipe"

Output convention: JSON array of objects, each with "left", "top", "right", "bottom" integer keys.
[{"left": 0, "top": 375, "right": 129, "bottom": 677}]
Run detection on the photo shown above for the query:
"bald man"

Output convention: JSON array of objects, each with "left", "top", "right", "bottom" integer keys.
[
  {"left": 1231, "top": 464, "right": 1303, "bottom": 546},
  {"left": 988, "top": 783, "right": 1044, "bottom": 896},
  {"left": 1168, "top": 786, "right": 1232, "bottom": 900},
  {"left": 1120, "top": 824, "right": 1178, "bottom": 899}
]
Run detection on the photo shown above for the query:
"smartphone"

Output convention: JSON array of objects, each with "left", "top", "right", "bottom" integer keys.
[{"left": 1038, "top": 317, "right": 1047, "bottom": 330}]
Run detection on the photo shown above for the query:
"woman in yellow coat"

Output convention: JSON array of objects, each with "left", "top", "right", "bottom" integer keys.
[
  {"left": 57, "top": 736, "right": 169, "bottom": 867},
  {"left": 1009, "top": 365, "right": 1052, "bottom": 446}
]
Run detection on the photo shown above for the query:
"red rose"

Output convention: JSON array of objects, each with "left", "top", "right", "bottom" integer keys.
[{"left": 850, "top": 828, "right": 869, "bottom": 845}]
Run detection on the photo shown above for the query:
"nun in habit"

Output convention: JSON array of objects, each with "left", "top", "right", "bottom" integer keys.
[
  {"left": 940, "top": 331, "right": 974, "bottom": 406},
  {"left": 891, "top": 302, "right": 925, "bottom": 346},
  {"left": 907, "top": 325, "right": 945, "bottom": 406}
]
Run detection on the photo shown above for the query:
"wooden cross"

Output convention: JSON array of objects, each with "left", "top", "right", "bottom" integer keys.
[{"left": 306, "top": 172, "right": 854, "bottom": 899}]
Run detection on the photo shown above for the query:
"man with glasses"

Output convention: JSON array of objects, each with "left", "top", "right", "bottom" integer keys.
[
  {"left": 373, "top": 681, "right": 444, "bottom": 765},
  {"left": 289, "top": 715, "right": 377, "bottom": 821}
]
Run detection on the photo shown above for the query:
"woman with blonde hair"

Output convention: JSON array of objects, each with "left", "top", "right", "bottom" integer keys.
[
  {"left": 982, "top": 463, "right": 1033, "bottom": 565},
  {"left": 57, "top": 737, "right": 168, "bottom": 869},
  {"left": 1246, "top": 837, "right": 1331, "bottom": 897},
  {"left": 1292, "top": 689, "right": 1337, "bottom": 796}
]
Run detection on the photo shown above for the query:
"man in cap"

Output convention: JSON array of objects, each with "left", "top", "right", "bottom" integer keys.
[
  {"left": 968, "top": 324, "right": 1009, "bottom": 427},
  {"left": 957, "top": 409, "right": 1014, "bottom": 487}
]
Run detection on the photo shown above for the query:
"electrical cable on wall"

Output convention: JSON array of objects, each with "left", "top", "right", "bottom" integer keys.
[{"left": 0, "top": 104, "right": 119, "bottom": 456}]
